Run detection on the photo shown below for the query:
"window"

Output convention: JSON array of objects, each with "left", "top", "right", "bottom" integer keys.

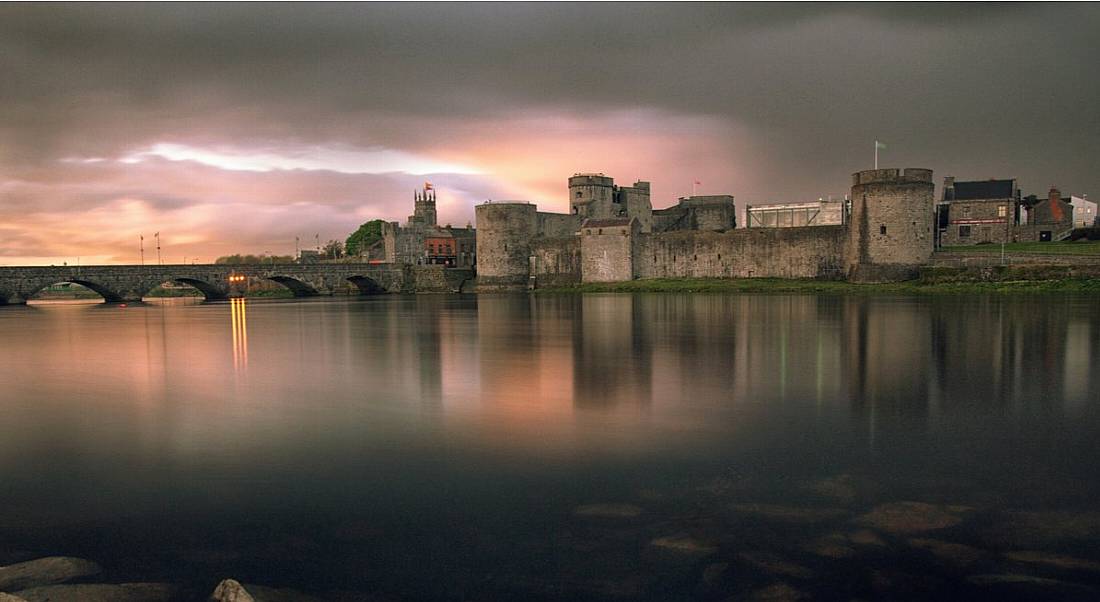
[
  {"left": 576, "top": 191, "right": 583, "bottom": 198},
  {"left": 959, "top": 225, "right": 971, "bottom": 238},
  {"left": 880, "top": 225, "right": 887, "bottom": 235},
  {"left": 997, "top": 205, "right": 1007, "bottom": 218},
  {"left": 962, "top": 206, "right": 971, "bottom": 217},
  {"left": 598, "top": 228, "right": 603, "bottom": 234}
]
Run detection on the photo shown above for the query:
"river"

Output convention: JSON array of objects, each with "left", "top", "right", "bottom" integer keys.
[{"left": 1, "top": 293, "right": 1098, "bottom": 600}]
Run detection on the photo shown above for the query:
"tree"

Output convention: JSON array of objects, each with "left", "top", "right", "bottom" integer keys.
[
  {"left": 323, "top": 239, "right": 344, "bottom": 259},
  {"left": 345, "top": 219, "right": 386, "bottom": 256},
  {"left": 215, "top": 254, "right": 294, "bottom": 264}
]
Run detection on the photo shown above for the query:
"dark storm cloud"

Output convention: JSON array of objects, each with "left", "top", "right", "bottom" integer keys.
[{"left": 0, "top": 3, "right": 1097, "bottom": 262}]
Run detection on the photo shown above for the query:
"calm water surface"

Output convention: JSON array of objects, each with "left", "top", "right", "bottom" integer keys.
[{"left": 1, "top": 293, "right": 1099, "bottom": 600}]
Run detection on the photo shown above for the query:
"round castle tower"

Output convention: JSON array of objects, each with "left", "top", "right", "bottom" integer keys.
[
  {"left": 569, "top": 173, "right": 615, "bottom": 219},
  {"left": 847, "top": 168, "right": 934, "bottom": 282},
  {"left": 474, "top": 202, "right": 537, "bottom": 289}
]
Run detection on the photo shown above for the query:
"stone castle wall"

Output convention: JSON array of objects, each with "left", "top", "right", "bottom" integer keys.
[
  {"left": 531, "top": 236, "right": 581, "bottom": 287},
  {"left": 636, "top": 226, "right": 847, "bottom": 280},
  {"left": 536, "top": 212, "right": 581, "bottom": 238},
  {"left": 580, "top": 221, "right": 640, "bottom": 282}
]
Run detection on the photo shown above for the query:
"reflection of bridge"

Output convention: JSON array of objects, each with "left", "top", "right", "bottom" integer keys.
[{"left": 0, "top": 264, "right": 474, "bottom": 304}]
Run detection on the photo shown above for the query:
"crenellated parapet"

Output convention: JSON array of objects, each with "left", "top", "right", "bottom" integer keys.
[{"left": 851, "top": 168, "right": 933, "bottom": 186}]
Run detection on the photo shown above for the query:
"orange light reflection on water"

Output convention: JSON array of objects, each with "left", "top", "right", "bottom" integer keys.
[{"left": 231, "top": 297, "right": 248, "bottom": 372}]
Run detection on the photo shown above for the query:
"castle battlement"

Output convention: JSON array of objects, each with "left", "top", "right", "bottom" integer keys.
[{"left": 852, "top": 168, "right": 933, "bottom": 186}]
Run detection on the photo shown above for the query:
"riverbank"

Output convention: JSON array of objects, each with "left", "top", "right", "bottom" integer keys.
[
  {"left": 940, "top": 240, "right": 1100, "bottom": 256},
  {"left": 533, "top": 274, "right": 1100, "bottom": 295}
]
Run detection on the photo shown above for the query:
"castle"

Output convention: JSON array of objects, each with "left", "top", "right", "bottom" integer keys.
[{"left": 475, "top": 168, "right": 935, "bottom": 289}]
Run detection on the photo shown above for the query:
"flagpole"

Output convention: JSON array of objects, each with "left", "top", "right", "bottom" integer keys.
[
  {"left": 874, "top": 140, "right": 878, "bottom": 170},
  {"left": 140, "top": 235, "right": 144, "bottom": 266}
]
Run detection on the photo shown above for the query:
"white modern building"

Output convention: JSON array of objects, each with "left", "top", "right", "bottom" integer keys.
[
  {"left": 744, "top": 197, "right": 847, "bottom": 228},
  {"left": 1069, "top": 195, "right": 1096, "bottom": 228}
]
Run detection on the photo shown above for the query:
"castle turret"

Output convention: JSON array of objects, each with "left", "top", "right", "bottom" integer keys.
[
  {"left": 569, "top": 173, "right": 615, "bottom": 219},
  {"left": 847, "top": 168, "right": 934, "bottom": 282}
]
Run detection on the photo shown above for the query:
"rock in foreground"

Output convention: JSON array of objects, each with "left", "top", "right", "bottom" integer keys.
[
  {"left": 649, "top": 535, "right": 718, "bottom": 556},
  {"left": 1004, "top": 551, "right": 1100, "bottom": 573},
  {"left": 0, "top": 557, "right": 101, "bottom": 592},
  {"left": 211, "top": 579, "right": 325, "bottom": 602},
  {"left": 732, "top": 504, "right": 846, "bottom": 524},
  {"left": 907, "top": 538, "right": 987, "bottom": 567},
  {"left": 212, "top": 579, "right": 255, "bottom": 602},
  {"left": 855, "top": 502, "right": 970, "bottom": 534},
  {"left": 573, "top": 503, "right": 643, "bottom": 518},
  {"left": 14, "top": 583, "right": 175, "bottom": 602}
]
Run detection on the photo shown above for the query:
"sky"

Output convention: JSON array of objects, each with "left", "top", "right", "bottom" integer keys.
[{"left": 1, "top": 3, "right": 1097, "bottom": 265}]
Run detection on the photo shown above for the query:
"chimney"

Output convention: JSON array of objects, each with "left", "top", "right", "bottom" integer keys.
[
  {"left": 943, "top": 176, "right": 955, "bottom": 201},
  {"left": 1048, "top": 187, "right": 1066, "bottom": 223}
]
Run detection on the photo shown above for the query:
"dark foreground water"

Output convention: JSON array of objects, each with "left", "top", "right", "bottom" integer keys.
[{"left": 2, "top": 293, "right": 1099, "bottom": 601}]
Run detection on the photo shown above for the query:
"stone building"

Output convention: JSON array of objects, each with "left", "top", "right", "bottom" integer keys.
[
  {"left": 652, "top": 195, "right": 736, "bottom": 232},
  {"left": 424, "top": 227, "right": 476, "bottom": 267},
  {"left": 937, "top": 176, "right": 1078, "bottom": 245},
  {"left": 382, "top": 185, "right": 477, "bottom": 267},
  {"left": 745, "top": 198, "right": 846, "bottom": 228},
  {"left": 937, "top": 177, "right": 1020, "bottom": 246},
  {"left": 1017, "top": 187, "right": 1075, "bottom": 242},
  {"left": 475, "top": 168, "right": 935, "bottom": 288}
]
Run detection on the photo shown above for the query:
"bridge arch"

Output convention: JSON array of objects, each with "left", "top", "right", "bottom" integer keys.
[
  {"left": 266, "top": 276, "right": 319, "bottom": 297},
  {"left": 347, "top": 275, "right": 386, "bottom": 294},
  {"left": 28, "top": 279, "right": 123, "bottom": 303},
  {"left": 167, "top": 278, "right": 227, "bottom": 301}
]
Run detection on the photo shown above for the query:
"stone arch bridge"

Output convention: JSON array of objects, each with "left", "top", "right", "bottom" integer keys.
[{"left": 0, "top": 263, "right": 474, "bottom": 304}]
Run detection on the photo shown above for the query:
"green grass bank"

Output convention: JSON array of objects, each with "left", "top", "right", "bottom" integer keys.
[{"left": 940, "top": 240, "right": 1100, "bottom": 256}]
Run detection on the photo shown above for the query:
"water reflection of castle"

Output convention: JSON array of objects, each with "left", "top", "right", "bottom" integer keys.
[{"left": 380, "top": 294, "right": 1097, "bottom": 430}]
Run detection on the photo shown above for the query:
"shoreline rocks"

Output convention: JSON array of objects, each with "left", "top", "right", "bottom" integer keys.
[
  {"left": 0, "top": 557, "right": 101, "bottom": 592},
  {"left": 855, "top": 501, "right": 971, "bottom": 534},
  {"left": 13, "top": 583, "right": 175, "bottom": 602},
  {"left": 573, "top": 503, "right": 643, "bottom": 518}
]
